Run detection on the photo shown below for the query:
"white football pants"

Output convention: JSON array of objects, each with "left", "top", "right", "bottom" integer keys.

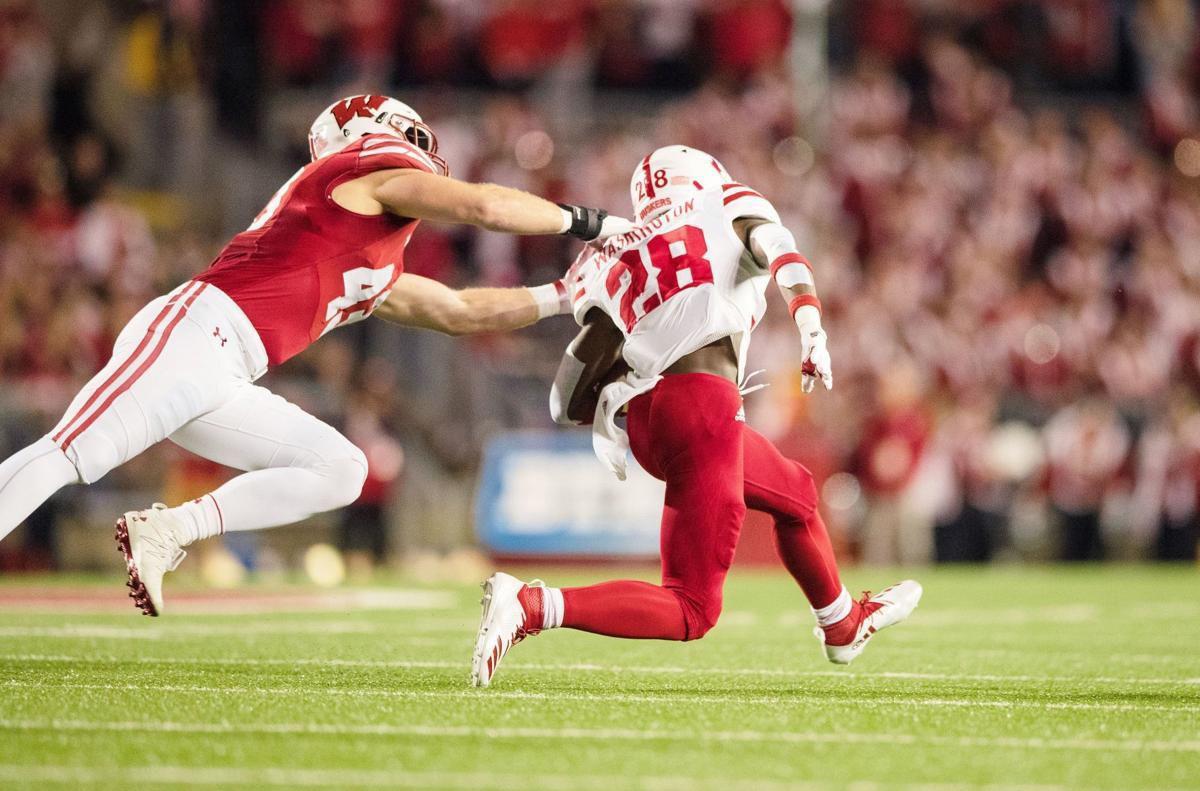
[{"left": 0, "top": 280, "right": 367, "bottom": 546}]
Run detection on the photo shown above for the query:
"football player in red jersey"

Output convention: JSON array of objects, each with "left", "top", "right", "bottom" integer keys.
[{"left": 0, "top": 94, "right": 632, "bottom": 616}]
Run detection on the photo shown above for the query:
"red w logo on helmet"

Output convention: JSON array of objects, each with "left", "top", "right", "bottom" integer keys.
[{"left": 331, "top": 95, "right": 385, "bottom": 128}]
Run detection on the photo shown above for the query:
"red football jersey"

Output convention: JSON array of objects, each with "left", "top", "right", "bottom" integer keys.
[{"left": 195, "top": 134, "right": 439, "bottom": 366}]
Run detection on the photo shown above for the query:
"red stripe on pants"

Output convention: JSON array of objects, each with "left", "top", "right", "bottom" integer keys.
[
  {"left": 59, "top": 284, "right": 207, "bottom": 452},
  {"left": 52, "top": 283, "right": 197, "bottom": 444}
]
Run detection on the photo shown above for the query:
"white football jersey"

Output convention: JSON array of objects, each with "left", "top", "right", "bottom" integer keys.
[
  {"left": 569, "top": 181, "right": 781, "bottom": 478},
  {"left": 572, "top": 182, "right": 780, "bottom": 382}
]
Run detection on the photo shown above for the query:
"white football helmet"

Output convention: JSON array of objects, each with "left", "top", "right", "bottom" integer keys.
[
  {"left": 308, "top": 94, "right": 447, "bottom": 175},
  {"left": 630, "top": 145, "right": 731, "bottom": 223}
]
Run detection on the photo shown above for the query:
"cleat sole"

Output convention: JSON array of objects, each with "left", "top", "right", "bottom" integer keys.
[
  {"left": 470, "top": 576, "right": 501, "bottom": 687},
  {"left": 114, "top": 516, "right": 158, "bottom": 617}
]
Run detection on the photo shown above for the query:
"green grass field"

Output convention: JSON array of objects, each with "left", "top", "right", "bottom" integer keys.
[{"left": 0, "top": 564, "right": 1197, "bottom": 790}]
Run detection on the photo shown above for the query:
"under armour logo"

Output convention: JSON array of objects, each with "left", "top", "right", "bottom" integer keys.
[{"left": 213, "top": 327, "right": 227, "bottom": 347}]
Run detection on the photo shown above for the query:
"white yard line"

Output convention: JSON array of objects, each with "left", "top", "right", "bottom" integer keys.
[
  {"left": 0, "top": 765, "right": 770, "bottom": 791},
  {"left": 5, "top": 678, "right": 1197, "bottom": 714},
  {"left": 1, "top": 652, "right": 1198, "bottom": 687},
  {"left": 0, "top": 764, "right": 778, "bottom": 790},
  {"left": 0, "top": 718, "right": 1197, "bottom": 753},
  {"left": 0, "top": 623, "right": 384, "bottom": 639},
  {"left": 874, "top": 645, "right": 1200, "bottom": 666},
  {"left": 774, "top": 601, "right": 1200, "bottom": 627},
  {"left": 0, "top": 765, "right": 1078, "bottom": 791},
  {"left": 0, "top": 588, "right": 456, "bottom": 615},
  {"left": 0, "top": 620, "right": 471, "bottom": 637}
]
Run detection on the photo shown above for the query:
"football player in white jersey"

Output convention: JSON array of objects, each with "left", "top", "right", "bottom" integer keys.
[{"left": 472, "top": 146, "right": 922, "bottom": 686}]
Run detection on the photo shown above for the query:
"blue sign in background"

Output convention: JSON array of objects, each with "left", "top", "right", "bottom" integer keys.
[{"left": 475, "top": 430, "right": 665, "bottom": 557}]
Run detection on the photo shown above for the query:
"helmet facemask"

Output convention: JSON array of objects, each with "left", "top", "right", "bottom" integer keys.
[{"left": 383, "top": 113, "right": 449, "bottom": 177}]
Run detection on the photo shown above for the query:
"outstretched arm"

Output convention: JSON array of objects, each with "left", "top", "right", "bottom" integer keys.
[
  {"left": 332, "top": 168, "right": 632, "bottom": 241},
  {"left": 550, "top": 310, "right": 626, "bottom": 426},
  {"left": 374, "top": 273, "right": 568, "bottom": 336},
  {"left": 736, "top": 217, "right": 833, "bottom": 392}
]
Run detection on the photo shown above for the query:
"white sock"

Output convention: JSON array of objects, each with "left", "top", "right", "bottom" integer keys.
[
  {"left": 812, "top": 586, "right": 852, "bottom": 627},
  {"left": 542, "top": 586, "right": 564, "bottom": 630},
  {"left": 169, "top": 495, "right": 224, "bottom": 546}
]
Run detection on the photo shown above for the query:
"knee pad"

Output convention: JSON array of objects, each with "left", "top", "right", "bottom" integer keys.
[
  {"left": 670, "top": 586, "right": 724, "bottom": 641},
  {"left": 316, "top": 446, "right": 368, "bottom": 509}
]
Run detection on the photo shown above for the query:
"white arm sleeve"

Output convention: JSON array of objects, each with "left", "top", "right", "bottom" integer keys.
[
  {"left": 549, "top": 346, "right": 588, "bottom": 426},
  {"left": 748, "top": 222, "right": 814, "bottom": 289}
]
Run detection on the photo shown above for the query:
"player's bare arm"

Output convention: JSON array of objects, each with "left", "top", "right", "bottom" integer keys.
[
  {"left": 736, "top": 216, "right": 833, "bottom": 392},
  {"left": 332, "top": 168, "right": 633, "bottom": 241},
  {"left": 549, "top": 310, "right": 626, "bottom": 425},
  {"left": 373, "top": 273, "right": 566, "bottom": 336}
]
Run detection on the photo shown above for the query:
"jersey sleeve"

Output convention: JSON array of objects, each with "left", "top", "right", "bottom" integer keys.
[
  {"left": 352, "top": 134, "right": 440, "bottom": 175},
  {"left": 721, "top": 182, "right": 781, "bottom": 225}
]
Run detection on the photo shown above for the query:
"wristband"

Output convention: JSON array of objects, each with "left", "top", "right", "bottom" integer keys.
[
  {"left": 530, "top": 281, "right": 569, "bottom": 319},
  {"left": 772, "top": 254, "right": 815, "bottom": 289},
  {"left": 557, "top": 203, "right": 608, "bottom": 241},
  {"left": 788, "top": 294, "right": 822, "bottom": 318},
  {"left": 769, "top": 252, "right": 812, "bottom": 278}
]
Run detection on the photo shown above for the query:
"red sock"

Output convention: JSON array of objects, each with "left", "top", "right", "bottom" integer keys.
[
  {"left": 819, "top": 598, "right": 883, "bottom": 646},
  {"left": 562, "top": 580, "right": 688, "bottom": 640},
  {"left": 774, "top": 509, "right": 844, "bottom": 610},
  {"left": 516, "top": 585, "right": 543, "bottom": 635}
]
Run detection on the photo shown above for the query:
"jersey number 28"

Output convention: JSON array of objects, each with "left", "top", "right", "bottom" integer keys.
[{"left": 606, "top": 225, "right": 713, "bottom": 331}]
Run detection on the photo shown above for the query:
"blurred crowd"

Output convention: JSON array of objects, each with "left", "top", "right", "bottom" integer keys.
[{"left": 1, "top": 0, "right": 1199, "bottom": 570}]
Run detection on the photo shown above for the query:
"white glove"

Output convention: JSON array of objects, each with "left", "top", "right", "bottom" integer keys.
[
  {"left": 794, "top": 305, "right": 833, "bottom": 393},
  {"left": 591, "top": 214, "right": 635, "bottom": 246}
]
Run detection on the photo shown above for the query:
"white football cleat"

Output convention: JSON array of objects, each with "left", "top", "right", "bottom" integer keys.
[
  {"left": 471, "top": 572, "right": 542, "bottom": 688},
  {"left": 114, "top": 503, "right": 187, "bottom": 617},
  {"left": 816, "top": 580, "right": 922, "bottom": 665}
]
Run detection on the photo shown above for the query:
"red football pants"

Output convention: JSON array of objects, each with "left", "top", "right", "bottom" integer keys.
[{"left": 561, "top": 373, "right": 843, "bottom": 641}]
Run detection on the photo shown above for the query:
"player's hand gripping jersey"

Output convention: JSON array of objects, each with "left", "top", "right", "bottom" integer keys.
[
  {"left": 570, "top": 180, "right": 781, "bottom": 476},
  {"left": 195, "top": 134, "right": 440, "bottom": 366}
]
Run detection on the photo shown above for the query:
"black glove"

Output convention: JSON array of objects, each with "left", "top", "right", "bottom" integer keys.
[{"left": 558, "top": 203, "right": 608, "bottom": 241}]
